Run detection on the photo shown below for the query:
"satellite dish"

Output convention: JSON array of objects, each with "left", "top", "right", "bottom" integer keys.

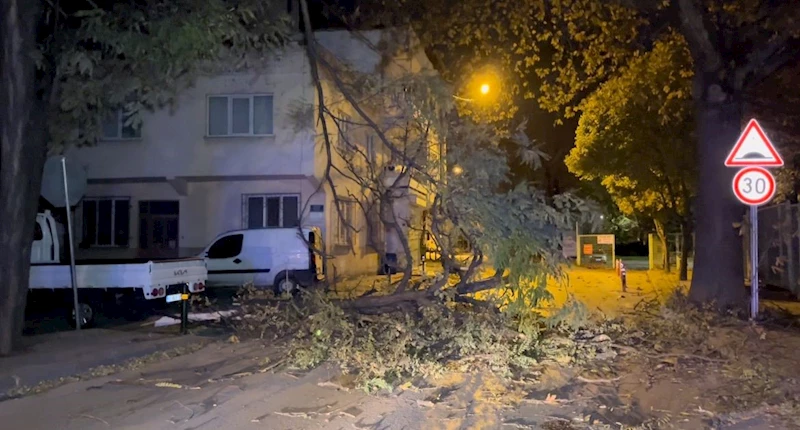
[{"left": 41, "top": 157, "right": 87, "bottom": 208}]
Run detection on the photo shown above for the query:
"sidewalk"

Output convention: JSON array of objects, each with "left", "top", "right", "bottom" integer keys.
[{"left": 0, "top": 329, "right": 206, "bottom": 396}]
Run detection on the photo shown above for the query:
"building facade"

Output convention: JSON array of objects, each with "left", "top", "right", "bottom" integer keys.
[{"left": 65, "top": 28, "right": 437, "bottom": 278}]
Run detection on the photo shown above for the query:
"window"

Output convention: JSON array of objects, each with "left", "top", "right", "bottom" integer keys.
[
  {"left": 367, "top": 202, "right": 384, "bottom": 251},
  {"left": 207, "top": 234, "right": 243, "bottom": 259},
  {"left": 102, "top": 109, "right": 141, "bottom": 140},
  {"left": 208, "top": 95, "right": 274, "bottom": 136},
  {"left": 336, "top": 115, "right": 350, "bottom": 148},
  {"left": 82, "top": 197, "right": 130, "bottom": 246},
  {"left": 334, "top": 200, "right": 356, "bottom": 246},
  {"left": 243, "top": 194, "right": 299, "bottom": 229}
]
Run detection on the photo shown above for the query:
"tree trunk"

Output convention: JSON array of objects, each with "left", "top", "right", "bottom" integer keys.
[
  {"left": 679, "top": 219, "right": 691, "bottom": 281},
  {"left": 688, "top": 79, "right": 747, "bottom": 307},
  {"left": 0, "top": 0, "right": 48, "bottom": 355}
]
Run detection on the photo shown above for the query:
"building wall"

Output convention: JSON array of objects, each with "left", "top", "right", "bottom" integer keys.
[
  {"left": 66, "top": 29, "right": 434, "bottom": 279},
  {"left": 307, "top": 29, "right": 438, "bottom": 278},
  {"left": 74, "top": 177, "right": 323, "bottom": 259},
  {"left": 66, "top": 47, "right": 316, "bottom": 180}
]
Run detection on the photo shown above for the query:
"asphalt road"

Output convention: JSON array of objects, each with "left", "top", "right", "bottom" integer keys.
[{"left": 621, "top": 257, "right": 650, "bottom": 270}]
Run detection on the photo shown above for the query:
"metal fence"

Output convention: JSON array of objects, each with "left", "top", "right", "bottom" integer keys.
[
  {"left": 576, "top": 234, "right": 615, "bottom": 268},
  {"left": 746, "top": 203, "right": 800, "bottom": 296}
]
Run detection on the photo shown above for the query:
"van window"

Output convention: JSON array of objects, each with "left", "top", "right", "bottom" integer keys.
[
  {"left": 207, "top": 234, "right": 243, "bottom": 259},
  {"left": 34, "top": 223, "right": 43, "bottom": 241}
]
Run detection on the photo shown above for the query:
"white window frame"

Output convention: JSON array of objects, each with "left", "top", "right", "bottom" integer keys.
[
  {"left": 82, "top": 197, "right": 130, "bottom": 247},
  {"left": 334, "top": 200, "right": 356, "bottom": 246},
  {"left": 242, "top": 194, "right": 300, "bottom": 228},
  {"left": 101, "top": 109, "right": 141, "bottom": 141},
  {"left": 207, "top": 94, "right": 274, "bottom": 137}
]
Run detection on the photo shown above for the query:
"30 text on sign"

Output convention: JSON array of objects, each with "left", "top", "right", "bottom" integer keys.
[{"left": 732, "top": 166, "right": 776, "bottom": 206}]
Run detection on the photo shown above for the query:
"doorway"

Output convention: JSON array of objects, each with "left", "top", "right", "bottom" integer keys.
[{"left": 139, "top": 200, "right": 179, "bottom": 258}]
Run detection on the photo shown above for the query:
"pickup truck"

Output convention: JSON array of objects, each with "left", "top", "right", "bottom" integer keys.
[{"left": 29, "top": 210, "right": 207, "bottom": 328}]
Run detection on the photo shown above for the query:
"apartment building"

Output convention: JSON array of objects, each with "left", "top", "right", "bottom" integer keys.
[{"left": 65, "top": 27, "right": 438, "bottom": 278}]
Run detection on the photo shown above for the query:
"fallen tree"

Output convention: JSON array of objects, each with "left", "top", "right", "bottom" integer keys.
[{"left": 296, "top": 0, "right": 593, "bottom": 314}]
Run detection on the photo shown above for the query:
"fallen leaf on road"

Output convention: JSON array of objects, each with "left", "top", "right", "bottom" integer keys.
[
  {"left": 416, "top": 400, "right": 436, "bottom": 408},
  {"left": 660, "top": 356, "right": 679, "bottom": 366},
  {"left": 544, "top": 393, "right": 558, "bottom": 405},
  {"left": 318, "top": 381, "right": 349, "bottom": 391},
  {"left": 154, "top": 382, "right": 201, "bottom": 390},
  {"left": 274, "top": 411, "right": 310, "bottom": 419},
  {"left": 155, "top": 382, "right": 184, "bottom": 389}
]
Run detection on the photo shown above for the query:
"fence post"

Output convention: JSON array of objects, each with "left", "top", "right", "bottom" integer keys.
[{"left": 611, "top": 240, "right": 616, "bottom": 270}]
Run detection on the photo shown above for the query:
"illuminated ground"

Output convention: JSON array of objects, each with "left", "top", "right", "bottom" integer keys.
[
  {"left": 547, "top": 266, "right": 800, "bottom": 317},
  {"left": 2, "top": 266, "right": 800, "bottom": 429},
  {"left": 546, "top": 266, "right": 687, "bottom": 317}
]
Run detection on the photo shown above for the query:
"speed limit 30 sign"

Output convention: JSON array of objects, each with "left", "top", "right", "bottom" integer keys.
[
  {"left": 725, "top": 119, "right": 783, "bottom": 320},
  {"left": 732, "top": 166, "right": 776, "bottom": 206}
]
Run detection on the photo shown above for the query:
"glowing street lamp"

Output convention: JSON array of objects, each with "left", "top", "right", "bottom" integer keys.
[
  {"left": 479, "top": 83, "right": 490, "bottom": 95},
  {"left": 452, "top": 165, "right": 464, "bottom": 175}
]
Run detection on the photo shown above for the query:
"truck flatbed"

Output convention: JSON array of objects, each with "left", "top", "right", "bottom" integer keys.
[{"left": 29, "top": 211, "right": 208, "bottom": 327}]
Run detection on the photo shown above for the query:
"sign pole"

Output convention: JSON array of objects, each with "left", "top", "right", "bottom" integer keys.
[
  {"left": 750, "top": 205, "right": 759, "bottom": 319},
  {"left": 725, "top": 118, "right": 783, "bottom": 321},
  {"left": 62, "top": 157, "right": 81, "bottom": 330}
]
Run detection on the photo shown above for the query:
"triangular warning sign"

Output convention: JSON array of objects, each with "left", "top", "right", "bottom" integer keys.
[{"left": 725, "top": 119, "right": 783, "bottom": 167}]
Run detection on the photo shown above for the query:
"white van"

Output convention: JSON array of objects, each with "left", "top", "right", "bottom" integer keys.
[{"left": 201, "top": 227, "right": 324, "bottom": 293}]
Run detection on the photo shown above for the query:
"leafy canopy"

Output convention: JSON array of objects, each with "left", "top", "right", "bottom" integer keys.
[
  {"left": 40, "top": 0, "right": 290, "bottom": 150},
  {"left": 566, "top": 32, "right": 695, "bottom": 220},
  {"left": 367, "top": 0, "right": 646, "bottom": 119}
]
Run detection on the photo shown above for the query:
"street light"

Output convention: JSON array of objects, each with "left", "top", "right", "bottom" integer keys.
[
  {"left": 480, "top": 83, "right": 490, "bottom": 95},
  {"left": 452, "top": 165, "right": 464, "bottom": 175}
]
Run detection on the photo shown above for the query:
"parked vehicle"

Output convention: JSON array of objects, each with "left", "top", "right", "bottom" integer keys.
[
  {"left": 29, "top": 210, "right": 207, "bottom": 327},
  {"left": 590, "top": 251, "right": 609, "bottom": 264},
  {"left": 201, "top": 227, "right": 324, "bottom": 293}
]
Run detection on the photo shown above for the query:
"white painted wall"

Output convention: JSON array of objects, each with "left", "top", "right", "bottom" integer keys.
[
  {"left": 67, "top": 47, "right": 316, "bottom": 180},
  {"left": 183, "top": 178, "right": 324, "bottom": 249}
]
